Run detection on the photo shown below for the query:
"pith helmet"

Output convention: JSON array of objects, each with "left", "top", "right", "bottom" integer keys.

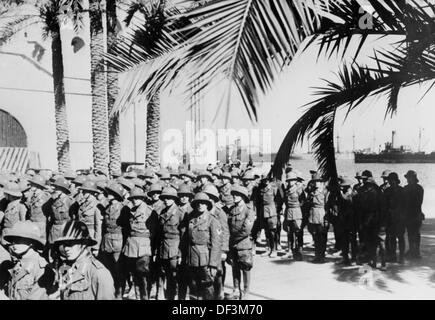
[
  {"left": 179, "top": 170, "right": 195, "bottom": 180},
  {"left": 177, "top": 184, "right": 193, "bottom": 198},
  {"left": 124, "top": 171, "right": 138, "bottom": 180},
  {"left": 241, "top": 171, "right": 255, "bottom": 181},
  {"left": 54, "top": 220, "right": 97, "bottom": 246},
  {"left": 118, "top": 178, "right": 134, "bottom": 192},
  {"left": 4, "top": 182, "right": 23, "bottom": 198},
  {"left": 197, "top": 170, "right": 213, "bottom": 181},
  {"left": 203, "top": 184, "right": 220, "bottom": 202},
  {"left": 231, "top": 185, "right": 250, "bottom": 203},
  {"left": 339, "top": 177, "right": 354, "bottom": 187},
  {"left": 159, "top": 187, "right": 179, "bottom": 201},
  {"left": 148, "top": 183, "right": 163, "bottom": 196},
  {"left": 64, "top": 170, "right": 77, "bottom": 181},
  {"left": 3, "top": 220, "right": 45, "bottom": 248},
  {"left": 72, "top": 175, "right": 87, "bottom": 186},
  {"left": 286, "top": 172, "right": 298, "bottom": 181},
  {"left": 128, "top": 187, "right": 147, "bottom": 200},
  {"left": 52, "top": 177, "right": 71, "bottom": 194},
  {"left": 106, "top": 183, "right": 124, "bottom": 201},
  {"left": 191, "top": 192, "right": 213, "bottom": 211},
  {"left": 29, "top": 174, "right": 46, "bottom": 189},
  {"left": 220, "top": 172, "right": 232, "bottom": 180},
  {"left": 79, "top": 180, "right": 100, "bottom": 194}
]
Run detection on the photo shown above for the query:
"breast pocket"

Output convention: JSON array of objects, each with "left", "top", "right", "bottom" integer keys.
[{"left": 69, "top": 277, "right": 90, "bottom": 293}]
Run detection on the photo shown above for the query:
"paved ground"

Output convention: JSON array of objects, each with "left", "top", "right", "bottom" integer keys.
[{"left": 222, "top": 218, "right": 435, "bottom": 300}]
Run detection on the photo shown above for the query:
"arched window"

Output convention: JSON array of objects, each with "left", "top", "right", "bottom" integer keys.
[{"left": 0, "top": 109, "right": 27, "bottom": 147}]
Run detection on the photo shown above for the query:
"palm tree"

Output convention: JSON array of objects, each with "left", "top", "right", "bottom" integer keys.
[
  {"left": 89, "top": 0, "right": 109, "bottom": 175},
  {"left": 0, "top": 0, "right": 74, "bottom": 172},
  {"left": 110, "top": 0, "right": 434, "bottom": 189},
  {"left": 106, "top": 0, "right": 121, "bottom": 176}
]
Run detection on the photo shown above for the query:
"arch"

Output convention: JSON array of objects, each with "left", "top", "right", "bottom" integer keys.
[{"left": 0, "top": 109, "right": 28, "bottom": 147}]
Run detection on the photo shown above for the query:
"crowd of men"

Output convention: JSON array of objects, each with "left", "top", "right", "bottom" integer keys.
[{"left": 0, "top": 161, "right": 425, "bottom": 300}]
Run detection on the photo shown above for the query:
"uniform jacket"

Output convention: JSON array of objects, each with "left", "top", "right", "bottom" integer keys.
[
  {"left": 2, "top": 200, "right": 27, "bottom": 229},
  {"left": 257, "top": 182, "right": 279, "bottom": 219},
  {"left": 403, "top": 183, "right": 424, "bottom": 223},
  {"left": 156, "top": 204, "right": 183, "bottom": 259},
  {"left": 75, "top": 197, "right": 103, "bottom": 246},
  {"left": 354, "top": 181, "right": 383, "bottom": 229},
  {"left": 7, "top": 250, "right": 55, "bottom": 300},
  {"left": 210, "top": 204, "right": 230, "bottom": 253},
  {"left": 59, "top": 252, "right": 114, "bottom": 300},
  {"left": 228, "top": 203, "right": 255, "bottom": 250},
  {"left": 384, "top": 185, "right": 406, "bottom": 228},
  {"left": 284, "top": 184, "right": 304, "bottom": 220},
  {"left": 180, "top": 210, "right": 222, "bottom": 268},
  {"left": 307, "top": 188, "right": 326, "bottom": 225},
  {"left": 28, "top": 189, "right": 50, "bottom": 223},
  {"left": 48, "top": 193, "right": 73, "bottom": 225},
  {"left": 101, "top": 200, "right": 129, "bottom": 253}
]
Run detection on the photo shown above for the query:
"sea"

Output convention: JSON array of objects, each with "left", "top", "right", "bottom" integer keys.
[{"left": 259, "top": 158, "right": 435, "bottom": 218}]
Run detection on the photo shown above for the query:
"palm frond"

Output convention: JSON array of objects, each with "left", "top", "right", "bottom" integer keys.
[{"left": 0, "top": 14, "right": 41, "bottom": 46}]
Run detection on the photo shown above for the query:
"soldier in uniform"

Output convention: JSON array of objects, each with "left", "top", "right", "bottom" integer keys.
[
  {"left": 180, "top": 193, "right": 222, "bottom": 300},
  {"left": 75, "top": 181, "right": 103, "bottom": 255},
  {"left": 337, "top": 177, "right": 358, "bottom": 265},
  {"left": 203, "top": 184, "right": 229, "bottom": 300},
  {"left": 47, "top": 177, "right": 74, "bottom": 245},
  {"left": 3, "top": 221, "right": 55, "bottom": 300},
  {"left": 147, "top": 183, "right": 164, "bottom": 214},
  {"left": 195, "top": 171, "right": 213, "bottom": 193},
  {"left": 155, "top": 187, "right": 182, "bottom": 300},
  {"left": 219, "top": 172, "right": 234, "bottom": 213},
  {"left": 306, "top": 173, "right": 328, "bottom": 263},
  {"left": 282, "top": 172, "right": 304, "bottom": 260},
  {"left": 177, "top": 184, "right": 193, "bottom": 300},
  {"left": 100, "top": 183, "right": 129, "bottom": 298},
  {"left": 403, "top": 170, "right": 424, "bottom": 259},
  {"left": 54, "top": 220, "right": 114, "bottom": 300},
  {"left": 159, "top": 172, "right": 172, "bottom": 189},
  {"left": 27, "top": 175, "right": 50, "bottom": 241},
  {"left": 231, "top": 169, "right": 242, "bottom": 186},
  {"left": 122, "top": 188, "right": 156, "bottom": 300},
  {"left": 228, "top": 186, "right": 256, "bottom": 300},
  {"left": 384, "top": 172, "right": 406, "bottom": 263},
  {"left": 211, "top": 168, "right": 223, "bottom": 188},
  {"left": 1, "top": 183, "right": 26, "bottom": 245},
  {"left": 70, "top": 175, "right": 86, "bottom": 205},
  {"left": 380, "top": 170, "right": 392, "bottom": 192},
  {"left": 179, "top": 170, "right": 196, "bottom": 193}
]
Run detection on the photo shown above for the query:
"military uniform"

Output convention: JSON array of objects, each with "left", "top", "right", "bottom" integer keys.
[
  {"left": 337, "top": 189, "right": 358, "bottom": 263},
  {"left": 1, "top": 199, "right": 27, "bottom": 244},
  {"left": 403, "top": 181, "right": 424, "bottom": 258},
  {"left": 75, "top": 197, "right": 103, "bottom": 249},
  {"left": 181, "top": 210, "right": 222, "bottom": 300},
  {"left": 283, "top": 184, "right": 304, "bottom": 258},
  {"left": 384, "top": 184, "right": 406, "bottom": 261},
  {"left": 58, "top": 252, "right": 114, "bottom": 300},
  {"left": 47, "top": 193, "right": 73, "bottom": 244},
  {"left": 307, "top": 188, "right": 328, "bottom": 262},
  {"left": 28, "top": 189, "right": 51, "bottom": 240},
  {"left": 122, "top": 201, "right": 156, "bottom": 300},
  {"left": 156, "top": 204, "right": 182, "bottom": 300},
  {"left": 219, "top": 183, "right": 234, "bottom": 212}
]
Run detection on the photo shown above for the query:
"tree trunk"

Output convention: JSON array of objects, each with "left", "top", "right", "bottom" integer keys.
[
  {"left": 106, "top": 0, "right": 121, "bottom": 177},
  {"left": 89, "top": 0, "right": 109, "bottom": 175},
  {"left": 145, "top": 92, "right": 160, "bottom": 168},
  {"left": 51, "top": 24, "right": 71, "bottom": 173}
]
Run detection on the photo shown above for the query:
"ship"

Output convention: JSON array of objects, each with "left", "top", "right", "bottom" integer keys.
[{"left": 354, "top": 130, "right": 435, "bottom": 163}]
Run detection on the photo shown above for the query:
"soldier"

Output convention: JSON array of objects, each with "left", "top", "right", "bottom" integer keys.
[
  {"left": 384, "top": 172, "right": 406, "bottom": 263},
  {"left": 160, "top": 172, "right": 172, "bottom": 189},
  {"left": 177, "top": 184, "right": 193, "bottom": 300},
  {"left": 54, "top": 220, "right": 114, "bottom": 300},
  {"left": 180, "top": 193, "right": 222, "bottom": 300},
  {"left": 1, "top": 183, "right": 26, "bottom": 245},
  {"left": 306, "top": 173, "right": 328, "bottom": 263},
  {"left": 195, "top": 171, "right": 213, "bottom": 193},
  {"left": 147, "top": 183, "right": 164, "bottom": 214},
  {"left": 47, "top": 177, "right": 74, "bottom": 245},
  {"left": 70, "top": 175, "right": 86, "bottom": 205},
  {"left": 231, "top": 169, "right": 242, "bottom": 186},
  {"left": 211, "top": 168, "right": 223, "bottom": 188},
  {"left": 219, "top": 172, "right": 234, "bottom": 212},
  {"left": 337, "top": 177, "right": 358, "bottom": 265},
  {"left": 203, "top": 184, "right": 229, "bottom": 300},
  {"left": 100, "top": 183, "right": 129, "bottom": 298},
  {"left": 75, "top": 181, "right": 103, "bottom": 255},
  {"left": 228, "top": 186, "right": 255, "bottom": 300},
  {"left": 282, "top": 172, "right": 304, "bottom": 260},
  {"left": 403, "top": 170, "right": 424, "bottom": 259},
  {"left": 380, "top": 170, "right": 392, "bottom": 192},
  {"left": 96, "top": 180, "right": 109, "bottom": 208},
  {"left": 122, "top": 188, "right": 156, "bottom": 300},
  {"left": 155, "top": 187, "right": 182, "bottom": 300},
  {"left": 353, "top": 172, "right": 364, "bottom": 193},
  {"left": 3, "top": 221, "right": 55, "bottom": 300},
  {"left": 27, "top": 175, "right": 50, "bottom": 240},
  {"left": 354, "top": 170, "right": 383, "bottom": 268},
  {"left": 179, "top": 170, "right": 196, "bottom": 193}
]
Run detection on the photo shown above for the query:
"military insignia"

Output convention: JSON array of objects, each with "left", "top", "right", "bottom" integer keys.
[{"left": 216, "top": 228, "right": 222, "bottom": 235}]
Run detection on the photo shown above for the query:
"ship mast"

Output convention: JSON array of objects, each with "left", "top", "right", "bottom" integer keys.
[
  {"left": 336, "top": 134, "right": 341, "bottom": 154},
  {"left": 352, "top": 133, "right": 356, "bottom": 152},
  {"left": 418, "top": 128, "right": 422, "bottom": 152}
]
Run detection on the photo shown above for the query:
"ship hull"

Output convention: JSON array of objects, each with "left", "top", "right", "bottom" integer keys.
[{"left": 354, "top": 153, "right": 435, "bottom": 163}]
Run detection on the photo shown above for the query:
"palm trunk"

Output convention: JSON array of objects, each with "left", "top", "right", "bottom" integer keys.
[
  {"left": 106, "top": 0, "right": 121, "bottom": 177},
  {"left": 145, "top": 92, "right": 160, "bottom": 168},
  {"left": 89, "top": 0, "right": 109, "bottom": 174},
  {"left": 51, "top": 23, "right": 71, "bottom": 173}
]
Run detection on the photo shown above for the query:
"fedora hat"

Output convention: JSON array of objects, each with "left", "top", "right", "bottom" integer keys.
[
  {"left": 231, "top": 185, "right": 250, "bottom": 203},
  {"left": 404, "top": 170, "right": 419, "bottom": 182},
  {"left": 128, "top": 187, "right": 148, "bottom": 200},
  {"left": 387, "top": 172, "right": 401, "bottom": 184},
  {"left": 3, "top": 221, "right": 45, "bottom": 249},
  {"left": 191, "top": 192, "right": 213, "bottom": 211},
  {"left": 106, "top": 183, "right": 124, "bottom": 201},
  {"left": 79, "top": 180, "right": 100, "bottom": 194},
  {"left": 52, "top": 177, "right": 71, "bottom": 194}
]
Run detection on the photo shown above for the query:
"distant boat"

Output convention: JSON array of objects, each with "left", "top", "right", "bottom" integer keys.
[{"left": 354, "top": 131, "right": 435, "bottom": 163}]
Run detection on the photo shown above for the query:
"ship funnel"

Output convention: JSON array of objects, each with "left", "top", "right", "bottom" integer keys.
[{"left": 391, "top": 131, "right": 396, "bottom": 148}]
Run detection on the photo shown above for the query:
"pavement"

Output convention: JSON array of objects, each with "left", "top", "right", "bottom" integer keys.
[{"left": 221, "top": 218, "right": 435, "bottom": 300}]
